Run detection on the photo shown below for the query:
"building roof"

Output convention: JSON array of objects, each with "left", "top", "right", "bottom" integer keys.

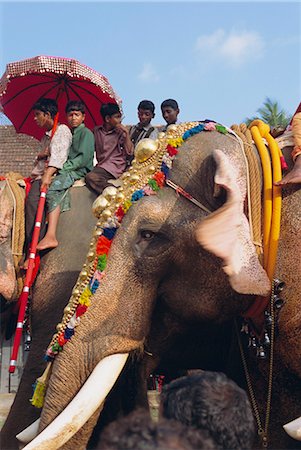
[{"left": 0, "top": 125, "right": 41, "bottom": 177}]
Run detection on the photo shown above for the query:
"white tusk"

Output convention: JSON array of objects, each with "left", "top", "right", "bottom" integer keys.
[
  {"left": 16, "top": 418, "right": 41, "bottom": 443},
  {"left": 283, "top": 416, "right": 301, "bottom": 440},
  {"left": 22, "top": 353, "right": 129, "bottom": 450}
]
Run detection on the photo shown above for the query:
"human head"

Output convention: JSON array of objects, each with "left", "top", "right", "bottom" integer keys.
[
  {"left": 160, "top": 371, "right": 256, "bottom": 450},
  {"left": 65, "top": 100, "right": 86, "bottom": 129},
  {"left": 161, "top": 99, "right": 179, "bottom": 125},
  {"left": 32, "top": 98, "right": 58, "bottom": 129},
  {"left": 98, "top": 408, "right": 217, "bottom": 450},
  {"left": 137, "top": 100, "right": 155, "bottom": 127},
  {"left": 100, "top": 103, "right": 122, "bottom": 130}
]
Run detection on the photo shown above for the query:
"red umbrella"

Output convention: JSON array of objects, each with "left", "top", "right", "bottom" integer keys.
[{"left": 0, "top": 55, "right": 122, "bottom": 140}]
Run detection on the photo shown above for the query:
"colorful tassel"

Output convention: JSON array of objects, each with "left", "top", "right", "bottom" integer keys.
[{"left": 30, "top": 362, "right": 52, "bottom": 408}]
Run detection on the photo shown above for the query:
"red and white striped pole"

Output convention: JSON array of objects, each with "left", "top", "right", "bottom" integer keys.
[{"left": 9, "top": 186, "right": 47, "bottom": 373}]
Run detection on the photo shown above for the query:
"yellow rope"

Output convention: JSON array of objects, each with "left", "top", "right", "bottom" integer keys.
[
  {"left": 230, "top": 123, "right": 263, "bottom": 260},
  {"left": 249, "top": 120, "right": 282, "bottom": 280},
  {"left": 250, "top": 120, "right": 282, "bottom": 281},
  {"left": 5, "top": 172, "right": 26, "bottom": 296}
]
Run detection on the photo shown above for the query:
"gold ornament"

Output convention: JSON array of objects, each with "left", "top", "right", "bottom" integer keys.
[
  {"left": 64, "top": 305, "right": 72, "bottom": 314},
  {"left": 147, "top": 165, "right": 156, "bottom": 174},
  {"left": 129, "top": 174, "right": 140, "bottom": 184},
  {"left": 101, "top": 209, "right": 112, "bottom": 220},
  {"left": 135, "top": 138, "right": 159, "bottom": 163},
  {"left": 116, "top": 192, "right": 125, "bottom": 202},
  {"left": 166, "top": 124, "right": 178, "bottom": 133},
  {"left": 87, "top": 251, "right": 95, "bottom": 261},
  {"left": 72, "top": 288, "right": 80, "bottom": 296},
  {"left": 56, "top": 323, "right": 64, "bottom": 332},
  {"left": 94, "top": 228, "right": 103, "bottom": 237},
  {"left": 92, "top": 196, "right": 108, "bottom": 217},
  {"left": 80, "top": 270, "right": 88, "bottom": 279},
  {"left": 102, "top": 186, "right": 118, "bottom": 200},
  {"left": 157, "top": 132, "right": 165, "bottom": 139}
]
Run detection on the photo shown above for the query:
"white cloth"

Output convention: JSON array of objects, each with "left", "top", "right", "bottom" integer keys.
[{"left": 31, "top": 124, "right": 72, "bottom": 179}]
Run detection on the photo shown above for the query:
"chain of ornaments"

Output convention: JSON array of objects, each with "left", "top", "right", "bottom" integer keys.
[{"left": 240, "top": 278, "right": 285, "bottom": 359}]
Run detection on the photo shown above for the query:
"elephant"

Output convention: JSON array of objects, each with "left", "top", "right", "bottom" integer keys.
[
  {"left": 0, "top": 184, "right": 97, "bottom": 448},
  {"left": 1, "top": 121, "right": 300, "bottom": 450}
]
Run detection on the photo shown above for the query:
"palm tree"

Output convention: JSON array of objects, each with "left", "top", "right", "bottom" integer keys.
[{"left": 244, "top": 97, "right": 292, "bottom": 130}]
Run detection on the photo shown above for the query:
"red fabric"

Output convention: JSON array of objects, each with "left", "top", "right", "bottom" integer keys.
[
  {"left": 0, "top": 56, "right": 120, "bottom": 140},
  {"left": 23, "top": 177, "right": 33, "bottom": 198}
]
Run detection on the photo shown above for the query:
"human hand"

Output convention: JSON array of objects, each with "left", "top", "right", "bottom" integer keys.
[
  {"left": 41, "top": 172, "right": 52, "bottom": 190},
  {"left": 115, "top": 123, "right": 128, "bottom": 135}
]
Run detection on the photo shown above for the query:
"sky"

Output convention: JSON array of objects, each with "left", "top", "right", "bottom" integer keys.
[{"left": 0, "top": 1, "right": 300, "bottom": 128}]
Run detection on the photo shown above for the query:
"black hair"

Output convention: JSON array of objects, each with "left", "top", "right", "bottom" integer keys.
[
  {"left": 138, "top": 100, "right": 155, "bottom": 114},
  {"left": 98, "top": 408, "right": 217, "bottom": 450},
  {"left": 65, "top": 100, "right": 85, "bottom": 114},
  {"left": 161, "top": 99, "right": 179, "bottom": 110},
  {"left": 161, "top": 371, "right": 256, "bottom": 450},
  {"left": 32, "top": 98, "right": 58, "bottom": 118},
  {"left": 100, "top": 103, "right": 121, "bottom": 120}
]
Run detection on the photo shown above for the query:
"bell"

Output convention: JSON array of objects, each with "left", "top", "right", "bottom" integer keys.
[
  {"left": 273, "top": 296, "right": 285, "bottom": 310},
  {"left": 135, "top": 138, "right": 159, "bottom": 163},
  {"left": 24, "top": 333, "right": 31, "bottom": 351},
  {"left": 256, "top": 345, "right": 266, "bottom": 359},
  {"left": 263, "top": 332, "right": 270, "bottom": 347},
  {"left": 157, "top": 132, "right": 165, "bottom": 140},
  {"left": 264, "top": 313, "right": 273, "bottom": 327},
  {"left": 274, "top": 278, "right": 285, "bottom": 293}
]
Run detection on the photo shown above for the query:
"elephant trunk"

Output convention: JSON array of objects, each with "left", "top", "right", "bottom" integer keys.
[{"left": 20, "top": 216, "right": 159, "bottom": 449}]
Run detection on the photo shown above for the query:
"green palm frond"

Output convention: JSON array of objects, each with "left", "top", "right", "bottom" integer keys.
[{"left": 244, "top": 97, "right": 292, "bottom": 129}]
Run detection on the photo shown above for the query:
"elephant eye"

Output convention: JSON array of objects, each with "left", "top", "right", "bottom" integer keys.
[{"left": 140, "top": 229, "right": 155, "bottom": 240}]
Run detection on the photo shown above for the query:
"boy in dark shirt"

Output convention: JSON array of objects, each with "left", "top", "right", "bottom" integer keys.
[
  {"left": 85, "top": 103, "right": 134, "bottom": 195},
  {"left": 160, "top": 99, "right": 180, "bottom": 132}
]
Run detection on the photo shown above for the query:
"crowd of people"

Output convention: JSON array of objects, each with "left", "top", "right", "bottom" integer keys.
[{"left": 21, "top": 97, "right": 180, "bottom": 268}]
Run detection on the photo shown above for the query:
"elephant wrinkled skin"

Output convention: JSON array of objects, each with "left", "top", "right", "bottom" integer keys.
[{"left": 1, "top": 128, "right": 300, "bottom": 450}]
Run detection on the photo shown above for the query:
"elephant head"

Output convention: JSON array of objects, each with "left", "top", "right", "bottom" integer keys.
[{"left": 20, "top": 123, "right": 273, "bottom": 449}]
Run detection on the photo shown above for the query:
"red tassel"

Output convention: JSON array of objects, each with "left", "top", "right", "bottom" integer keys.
[
  {"left": 280, "top": 155, "right": 288, "bottom": 170},
  {"left": 76, "top": 304, "right": 87, "bottom": 317}
]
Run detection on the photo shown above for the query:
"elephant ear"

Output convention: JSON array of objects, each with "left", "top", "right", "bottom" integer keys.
[{"left": 195, "top": 149, "right": 270, "bottom": 296}]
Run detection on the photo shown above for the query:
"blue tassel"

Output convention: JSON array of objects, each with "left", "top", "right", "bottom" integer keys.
[
  {"left": 161, "top": 162, "right": 169, "bottom": 176},
  {"left": 64, "top": 327, "right": 74, "bottom": 339},
  {"left": 103, "top": 227, "right": 117, "bottom": 240}
]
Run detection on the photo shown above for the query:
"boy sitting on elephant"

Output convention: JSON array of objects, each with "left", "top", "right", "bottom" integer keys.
[
  {"left": 85, "top": 103, "right": 134, "bottom": 195},
  {"left": 22, "top": 98, "right": 72, "bottom": 268},
  {"left": 36, "top": 100, "right": 95, "bottom": 251}
]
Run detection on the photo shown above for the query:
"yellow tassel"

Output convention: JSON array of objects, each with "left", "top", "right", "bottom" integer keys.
[{"left": 30, "top": 362, "right": 52, "bottom": 408}]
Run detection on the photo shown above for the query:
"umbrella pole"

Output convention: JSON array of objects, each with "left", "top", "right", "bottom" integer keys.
[{"left": 9, "top": 186, "right": 48, "bottom": 373}]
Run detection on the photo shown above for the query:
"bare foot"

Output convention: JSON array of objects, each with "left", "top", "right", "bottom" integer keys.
[
  {"left": 36, "top": 237, "right": 58, "bottom": 251},
  {"left": 275, "top": 157, "right": 301, "bottom": 186}
]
